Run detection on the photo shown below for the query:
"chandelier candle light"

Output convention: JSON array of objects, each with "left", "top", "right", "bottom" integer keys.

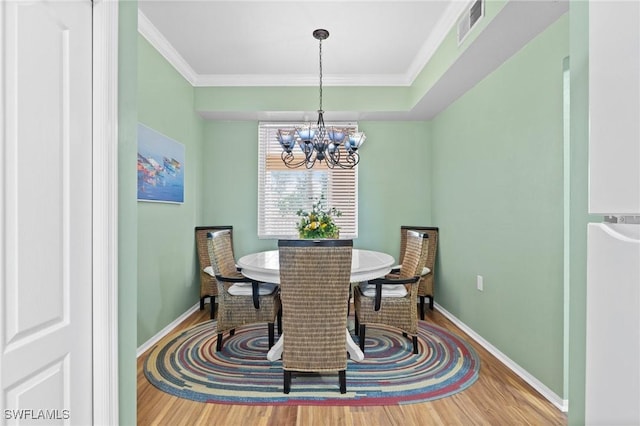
[{"left": 277, "top": 29, "right": 366, "bottom": 169}]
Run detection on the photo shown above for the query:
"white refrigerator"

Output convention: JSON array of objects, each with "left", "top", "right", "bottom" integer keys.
[{"left": 585, "top": 2, "right": 640, "bottom": 424}]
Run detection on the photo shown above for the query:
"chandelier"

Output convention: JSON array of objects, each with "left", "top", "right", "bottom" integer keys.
[{"left": 277, "top": 29, "right": 366, "bottom": 169}]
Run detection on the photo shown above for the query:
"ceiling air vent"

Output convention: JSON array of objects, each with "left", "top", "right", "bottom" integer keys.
[{"left": 457, "top": 0, "right": 484, "bottom": 45}]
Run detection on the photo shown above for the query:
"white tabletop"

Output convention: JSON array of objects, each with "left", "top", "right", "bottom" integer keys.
[{"left": 237, "top": 248, "right": 395, "bottom": 284}]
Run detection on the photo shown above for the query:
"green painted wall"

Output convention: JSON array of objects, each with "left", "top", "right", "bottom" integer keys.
[
  {"left": 355, "top": 121, "right": 431, "bottom": 258},
  {"left": 137, "top": 36, "right": 205, "bottom": 346},
  {"left": 118, "top": 2, "right": 138, "bottom": 424},
  {"left": 568, "top": 1, "right": 592, "bottom": 423},
  {"left": 201, "top": 121, "right": 273, "bottom": 256},
  {"left": 195, "top": 86, "right": 411, "bottom": 115},
  {"left": 429, "top": 14, "right": 569, "bottom": 397},
  {"left": 201, "top": 120, "right": 432, "bottom": 262}
]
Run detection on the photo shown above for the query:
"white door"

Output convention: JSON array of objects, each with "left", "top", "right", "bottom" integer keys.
[{"left": 1, "top": 1, "right": 93, "bottom": 424}]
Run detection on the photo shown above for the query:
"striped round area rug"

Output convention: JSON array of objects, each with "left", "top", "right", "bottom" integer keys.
[{"left": 143, "top": 319, "right": 480, "bottom": 406}]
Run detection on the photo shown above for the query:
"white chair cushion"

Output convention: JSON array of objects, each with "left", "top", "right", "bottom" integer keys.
[
  {"left": 359, "top": 282, "right": 408, "bottom": 298},
  {"left": 228, "top": 282, "right": 277, "bottom": 296},
  {"left": 204, "top": 265, "right": 242, "bottom": 278},
  {"left": 391, "top": 265, "right": 431, "bottom": 276}
]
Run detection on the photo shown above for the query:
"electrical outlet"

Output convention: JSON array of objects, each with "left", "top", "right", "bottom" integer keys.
[{"left": 476, "top": 275, "right": 483, "bottom": 291}]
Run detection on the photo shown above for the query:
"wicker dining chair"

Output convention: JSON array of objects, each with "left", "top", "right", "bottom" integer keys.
[
  {"left": 400, "top": 226, "right": 439, "bottom": 319},
  {"left": 354, "top": 230, "right": 429, "bottom": 354},
  {"left": 207, "top": 229, "right": 281, "bottom": 352},
  {"left": 195, "top": 226, "right": 232, "bottom": 319},
  {"left": 278, "top": 239, "right": 353, "bottom": 394}
]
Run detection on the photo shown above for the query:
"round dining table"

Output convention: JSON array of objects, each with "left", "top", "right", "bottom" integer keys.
[
  {"left": 237, "top": 248, "right": 395, "bottom": 362},
  {"left": 237, "top": 248, "right": 395, "bottom": 284}
]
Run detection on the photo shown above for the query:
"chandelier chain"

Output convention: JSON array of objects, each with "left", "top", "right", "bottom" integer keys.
[{"left": 318, "top": 38, "right": 323, "bottom": 113}]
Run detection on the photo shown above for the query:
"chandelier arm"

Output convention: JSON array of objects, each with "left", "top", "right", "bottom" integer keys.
[
  {"left": 282, "top": 149, "right": 316, "bottom": 169},
  {"left": 328, "top": 146, "right": 341, "bottom": 164},
  {"left": 345, "top": 153, "right": 360, "bottom": 168},
  {"left": 305, "top": 144, "right": 316, "bottom": 166},
  {"left": 281, "top": 150, "right": 302, "bottom": 169}
]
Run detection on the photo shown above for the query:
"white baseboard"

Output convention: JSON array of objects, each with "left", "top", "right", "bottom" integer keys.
[
  {"left": 434, "top": 303, "right": 569, "bottom": 413},
  {"left": 136, "top": 303, "right": 201, "bottom": 358}
]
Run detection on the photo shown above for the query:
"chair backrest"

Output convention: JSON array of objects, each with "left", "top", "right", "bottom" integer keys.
[
  {"left": 278, "top": 239, "right": 353, "bottom": 371},
  {"left": 398, "top": 230, "right": 429, "bottom": 279},
  {"left": 207, "top": 229, "right": 237, "bottom": 277},
  {"left": 195, "top": 226, "right": 233, "bottom": 271},
  {"left": 400, "top": 226, "right": 438, "bottom": 273}
]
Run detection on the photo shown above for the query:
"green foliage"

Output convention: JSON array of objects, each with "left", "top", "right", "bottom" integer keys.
[{"left": 296, "top": 197, "right": 342, "bottom": 239}]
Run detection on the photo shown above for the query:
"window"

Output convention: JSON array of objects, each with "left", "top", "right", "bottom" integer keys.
[{"left": 258, "top": 122, "right": 359, "bottom": 239}]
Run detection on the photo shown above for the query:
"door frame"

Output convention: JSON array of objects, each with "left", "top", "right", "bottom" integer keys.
[{"left": 93, "top": 0, "right": 119, "bottom": 423}]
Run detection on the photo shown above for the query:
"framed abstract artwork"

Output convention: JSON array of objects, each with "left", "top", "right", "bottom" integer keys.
[{"left": 137, "top": 123, "right": 185, "bottom": 204}]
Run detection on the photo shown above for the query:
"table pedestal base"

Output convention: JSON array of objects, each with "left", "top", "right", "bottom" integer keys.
[{"left": 267, "top": 329, "right": 364, "bottom": 362}]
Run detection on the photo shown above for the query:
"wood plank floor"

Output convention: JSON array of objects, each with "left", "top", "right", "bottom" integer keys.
[{"left": 137, "top": 306, "right": 567, "bottom": 426}]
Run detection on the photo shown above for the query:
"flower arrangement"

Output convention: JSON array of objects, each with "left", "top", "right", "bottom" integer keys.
[{"left": 296, "top": 198, "right": 342, "bottom": 239}]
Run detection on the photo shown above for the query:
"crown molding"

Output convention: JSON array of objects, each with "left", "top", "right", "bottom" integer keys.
[
  {"left": 193, "top": 73, "right": 411, "bottom": 87},
  {"left": 138, "top": 10, "right": 198, "bottom": 85}
]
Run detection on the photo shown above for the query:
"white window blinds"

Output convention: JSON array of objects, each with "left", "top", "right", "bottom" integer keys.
[{"left": 258, "top": 122, "right": 359, "bottom": 239}]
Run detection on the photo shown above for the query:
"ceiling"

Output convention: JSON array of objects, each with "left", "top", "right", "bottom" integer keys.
[{"left": 138, "top": 0, "right": 569, "bottom": 120}]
